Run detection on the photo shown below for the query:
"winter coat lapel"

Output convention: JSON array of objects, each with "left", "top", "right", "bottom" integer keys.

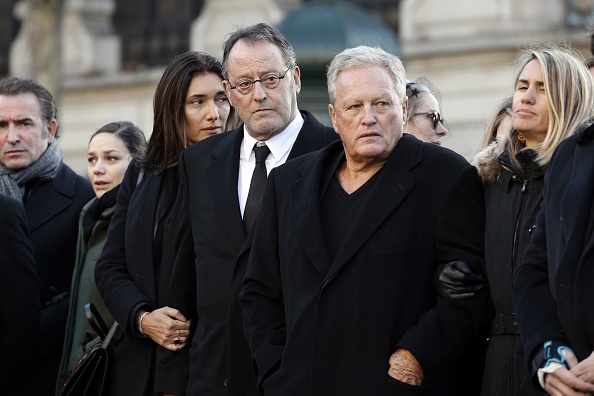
[
  {"left": 326, "top": 136, "right": 421, "bottom": 282},
  {"left": 205, "top": 129, "right": 246, "bottom": 252},
  {"left": 26, "top": 164, "right": 75, "bottom": 232},
  {"left": 133, "top": 172, "right": 161, "bottom": 301},
  {"left": 288, "top": 147, "right": 334, "bottom": 277}
]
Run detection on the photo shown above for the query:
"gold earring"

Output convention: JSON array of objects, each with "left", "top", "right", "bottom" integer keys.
[{"left": 518, "top": 134, "right": 526, "bottom": 144}]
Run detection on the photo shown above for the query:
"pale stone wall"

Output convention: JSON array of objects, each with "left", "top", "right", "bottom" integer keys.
[
  {"left": 9, "top": 0, "right": 594, "bottom": 173},
  {"left": 59, "top": 70, "right": 161, "bottom": 174},
  {"left": 405, "top": 50, "right": 519, "bottom": 158},
  {"left": 61, "top": 0, "right": 121, "bottom": 78},
  {"left": 400, "top": 0, "right": 591, "bottom": 159},
  {"left": 190, "top": 0, "right": 283, "bottom": 60}
]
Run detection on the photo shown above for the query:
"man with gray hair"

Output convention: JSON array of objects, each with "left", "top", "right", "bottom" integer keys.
[{"left": 240, "top": 45, "right": 488, "bottom": 395}]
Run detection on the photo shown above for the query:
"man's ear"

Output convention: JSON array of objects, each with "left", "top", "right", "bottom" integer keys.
[
  {"left": 223, "top": 81, "right": 233, "bottom": 107},
  {"left": 402, "top": 98, "right": 408, "bottom": 124},
  {"left": 293, "top": 66, "right": 302, "bottom": 95},
  {"left": 47, "top": 119, "right": 58, "bottom": 143},
  {"left": 328, "top": 103, "right": 339, "bottom": 136}
]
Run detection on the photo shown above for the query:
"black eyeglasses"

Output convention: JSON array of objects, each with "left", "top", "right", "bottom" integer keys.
[
  {"left": 412, "top": 111, "right": 444, "bottom": 129},
  {"left": 228, "top": 66, "right": 292, "bottom": 95}
]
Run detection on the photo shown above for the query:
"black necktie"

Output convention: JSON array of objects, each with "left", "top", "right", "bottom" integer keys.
[{"left": 243, "top": 143, "right": 271, "bottom": 232}]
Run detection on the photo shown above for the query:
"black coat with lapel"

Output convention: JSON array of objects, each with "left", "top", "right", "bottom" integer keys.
[
  {"left": 0, "top": 195, "right": 40, "bottom": 389},
  {"left": 95, "top": 164, "right": 196, "bottom": 395},
  {"left": 179, "top": 110, "right": 338, "bottom": 395},
  {"left": 240, "top": 136, "right": 488, "bottom": 395},
  {"left": 25, "top": 163, "right": 94, "bottom": 307},
  {"left": 11, "top": 162, "right": 93, "bottom": 396},
  {"left": 514, "top": 122, "right": 594, "bottom": 377}
]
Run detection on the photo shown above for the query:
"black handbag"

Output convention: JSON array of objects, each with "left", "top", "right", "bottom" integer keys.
[{"left": 59, "top": 303, "right": 119, "bottom": 396}]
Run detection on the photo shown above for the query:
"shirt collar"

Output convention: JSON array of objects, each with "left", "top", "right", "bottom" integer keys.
[{"left": 241, "top": 112, "right": 305, "bottom": 161}]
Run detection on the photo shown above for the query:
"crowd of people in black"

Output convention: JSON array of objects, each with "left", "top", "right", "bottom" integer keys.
[{"left": 3, "top": 22, "right": 594, "bottom": 396}]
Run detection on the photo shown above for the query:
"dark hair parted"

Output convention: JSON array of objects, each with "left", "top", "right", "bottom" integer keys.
[
  {"left": 0, "top": 76, "right": 59, "bottom": 138},
  {"left": 90, "top": 121, "right": 146, "bottom": 160},
  {"left": 144, "top": 51, "right": 226, "bottom": 173},
  {"left": 222, "top": 23, "right": 297, "bottom": 80}
]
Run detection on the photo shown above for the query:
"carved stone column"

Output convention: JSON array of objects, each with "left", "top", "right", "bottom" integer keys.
[
  {"left": 9, "top": 0, "right": 63, "bottom": 91},
  {"left": 61, "top": 0, "right": 121, "bottom": 76},
  {"left": 10, "top": 0, "right": 121, "bottom": 79}
]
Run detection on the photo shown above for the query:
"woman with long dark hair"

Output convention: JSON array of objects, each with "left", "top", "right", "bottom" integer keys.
[{"left": 95, "top": 51, "right": 232, "bottom": 396}]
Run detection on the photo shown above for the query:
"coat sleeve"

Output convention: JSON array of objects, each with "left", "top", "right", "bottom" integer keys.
[
  {"left": 396, "top": 164, "right": 489, "bottom": 380},
  {"left": 94, "top": 163, "right": 151, "bottom": 336},
  {"left": 154, "top": 157, "right": 197, "bottom": 394},
  {"left": 239, "top": 168, "right": 286, "bottom": 392},
  {"left": 0, "top": 198, "right": 41, "bottom": 382}
]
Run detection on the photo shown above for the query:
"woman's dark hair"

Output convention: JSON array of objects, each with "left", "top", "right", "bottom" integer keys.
[
  {"left": 89, "top": 121, "right": 146, "bottom": 160},
  {"left": 144, "top": 51, "right": 230, "bottom": 173}
]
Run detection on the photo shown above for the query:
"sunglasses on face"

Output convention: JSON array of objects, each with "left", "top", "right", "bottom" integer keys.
[{"left": 412, "top": 111, "right": 444, "bottom": 129}]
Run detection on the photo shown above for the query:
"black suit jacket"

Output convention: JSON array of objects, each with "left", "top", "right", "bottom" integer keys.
[
  {"left": 25, "top": 163, "right": 94, "bottom": 311},
  {"left": 240, "top": 136, "right": 488, "bottom": 395},
  {"left": 95, "top": 165, "right": 196, "bottom": 396},
  {"left": 179, "top": 110, "right": 338, "bottom": 395},
  {"left": 9, "top": 162, "right": 93, "bottom": 396},
  {"left": 0, "top": 195, "right": 40, "bottom": 389}
]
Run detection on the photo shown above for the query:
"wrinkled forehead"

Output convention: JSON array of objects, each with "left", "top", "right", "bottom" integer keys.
[
  {"left": 227, "top": 41, "right": 287, "bottom": 78},
  {"left": 0, "top": 93, "right": 44, "bottom": 121}
]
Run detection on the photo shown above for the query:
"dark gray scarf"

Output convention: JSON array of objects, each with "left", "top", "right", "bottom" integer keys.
[{"left": 0, "top": 142, "right": 64, "bottom": 201}]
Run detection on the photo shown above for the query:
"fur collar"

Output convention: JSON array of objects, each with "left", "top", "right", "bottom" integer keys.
[{"left": 471, "top": 139, "right": 507, "bottom": 184}]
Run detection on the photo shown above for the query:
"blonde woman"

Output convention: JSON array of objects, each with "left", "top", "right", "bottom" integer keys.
[{"left": 472, "top": 45, "right": 594, "bottom": 395}]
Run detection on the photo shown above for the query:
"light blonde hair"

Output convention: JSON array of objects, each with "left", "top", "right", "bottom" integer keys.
[{"left": 508, "top": 44, "right": 594, "bottom": 171}]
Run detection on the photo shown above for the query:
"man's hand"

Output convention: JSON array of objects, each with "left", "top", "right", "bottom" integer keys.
[
  {"left": 571, "top": 349, "right": 594, "bottom": 385},
  {"left": 388, "top": 348, "right": 424, "bottom": 386},
  {"left": 544, "top": 349, "right": 594, "bottom": 396}
]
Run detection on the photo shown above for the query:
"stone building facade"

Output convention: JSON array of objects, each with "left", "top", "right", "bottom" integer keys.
[{"left": 3, "top": 0, "right": 593, "bottom": 173}]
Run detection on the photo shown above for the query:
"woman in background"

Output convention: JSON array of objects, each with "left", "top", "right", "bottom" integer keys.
[
  {"left": 404, "top": 79, "right": 449, "bottom": 145},
  {"left": 58, "top": 121, "right": 146, "bottom": 392},
  {"left": 95, "top": 51, "right": 232, "bottom": 396},
  {"left": 477, "top": 96, "right": 513, "bottom": 150}
]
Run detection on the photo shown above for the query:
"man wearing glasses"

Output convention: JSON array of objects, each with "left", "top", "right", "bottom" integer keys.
[{"left": 178, "top": 23, "right": 338, "bottom": 396}]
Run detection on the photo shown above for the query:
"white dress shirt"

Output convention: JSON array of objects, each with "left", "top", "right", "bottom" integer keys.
[{"left": 238, "top": 113, "right": 305, "bottom": 217}]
